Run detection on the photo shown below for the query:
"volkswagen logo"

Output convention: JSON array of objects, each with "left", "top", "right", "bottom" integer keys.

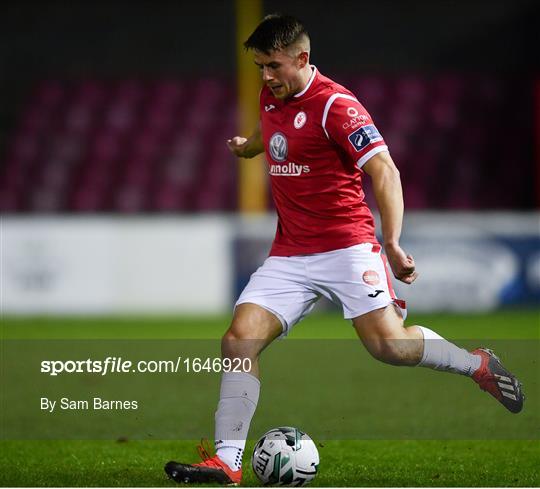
[{"left": 269, "top": 132, "right": 288, "bottom": 162}]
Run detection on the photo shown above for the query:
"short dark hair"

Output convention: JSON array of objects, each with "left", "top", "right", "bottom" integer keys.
[{"left": 244, "top": 14, "right": 309, "bottom": 54}]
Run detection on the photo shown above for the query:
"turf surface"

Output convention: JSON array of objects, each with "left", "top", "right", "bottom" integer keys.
[
  {"left": 1, "top": 440, "right": 538, "bottom": 487},
  {"left": 2, "top": 309, "right": 539, "bottom": 339},
  {"left": 1, "top": 310, "right": 539, "bottom": 487}
]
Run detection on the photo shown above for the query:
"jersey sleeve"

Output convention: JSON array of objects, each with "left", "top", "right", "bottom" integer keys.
[{"left": 322, "top": 94, "right": 388, "bottom": 169}]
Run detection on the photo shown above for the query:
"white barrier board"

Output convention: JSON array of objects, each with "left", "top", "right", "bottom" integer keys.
[
  {"left": 2, "top": 213, "right": 538, "bottom": 314},
  {"left": 1, "top": 217, "right": 232, "bottom": 314}
]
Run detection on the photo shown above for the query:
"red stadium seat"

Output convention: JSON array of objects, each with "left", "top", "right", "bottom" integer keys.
[{"left": 0, "top": 75, "right": 530, "bottom": 213}]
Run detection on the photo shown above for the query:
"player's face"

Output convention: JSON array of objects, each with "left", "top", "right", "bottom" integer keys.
[{"left": 254, "top": 49, "right": 305, "bottom": 100}]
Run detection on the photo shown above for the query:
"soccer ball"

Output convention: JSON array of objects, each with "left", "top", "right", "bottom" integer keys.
[{"left": 251, "top": 427, "right": 319, "bottom": 486}]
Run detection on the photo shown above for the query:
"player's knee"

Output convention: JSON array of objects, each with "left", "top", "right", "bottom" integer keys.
[
  {"left": 221, "top": 329, "right": 247, "bottom": 357},
  {"left": 221, "top": 327, "right": 266, "bottom": 360},
  {"left": 222, "top": 328, "right": 243, "bottom": 342}
]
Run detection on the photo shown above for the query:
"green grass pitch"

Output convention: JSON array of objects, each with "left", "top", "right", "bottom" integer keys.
[{"left": 1, "top": 309, "right": 539, "bottom": 487}]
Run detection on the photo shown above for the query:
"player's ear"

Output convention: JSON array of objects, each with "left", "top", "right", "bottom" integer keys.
[{"left": 297, "top": 51, "right": 309, "bottom": 68}]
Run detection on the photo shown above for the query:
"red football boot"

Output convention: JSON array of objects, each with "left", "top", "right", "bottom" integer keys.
[
  {"left": 471, "top": 348, "right": 524, "bottom": 414},
  {"left": 165, "top": 440, "right": 242, "bottom": 485}
]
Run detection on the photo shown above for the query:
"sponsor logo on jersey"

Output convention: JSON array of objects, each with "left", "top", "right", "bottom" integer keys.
[
  {"left": 348, "top": 124, "right": 383, "bottom": 152},
  {"left": 347, "top": 107, "right": 359, "bottom": 117},
  {"left": 362, "top": 270, "right": 380, "bottom": 285},
  {"left": 294, "top": 111, "right": 307, "bottom": 129},
  {"left": 269, "top": 162, "right": 310, "bottom": 176},
  {"left": 265, "top": 104, "right": 276, "bottom": 112},
  {"left": 269, "top": 132, "right": 288, "bottom": 162},
  {"left": 342, "top": 114, "right": 369, "bottom": 130}
]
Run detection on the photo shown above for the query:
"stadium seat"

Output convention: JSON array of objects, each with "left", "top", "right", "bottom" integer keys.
[{"left": 0, "top": 75, "right": 531, "bottom": 213}]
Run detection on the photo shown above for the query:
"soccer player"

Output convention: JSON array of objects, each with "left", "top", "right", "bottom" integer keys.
[{"left": 165, "top": 14, "right": 524, "bottom": 485}]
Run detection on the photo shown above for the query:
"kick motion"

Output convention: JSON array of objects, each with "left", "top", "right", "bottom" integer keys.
[{"left": 165, "top": 14, "right": 524, "bottom": 486}]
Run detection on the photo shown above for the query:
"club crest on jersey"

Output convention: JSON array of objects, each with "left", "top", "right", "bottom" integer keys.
[
  {"left": 294, "top": 111, "right": 307, "bottom": 129},
  {"left": 269, "top": 132, "right": 288, "bottom": 162},
  {"left": 347, "top": 124, "right": 383, "bottom": 152}
]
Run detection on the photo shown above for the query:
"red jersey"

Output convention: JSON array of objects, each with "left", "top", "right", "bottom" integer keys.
[{"left": 260, "top": 67, "right": 388, "bottom": 257}]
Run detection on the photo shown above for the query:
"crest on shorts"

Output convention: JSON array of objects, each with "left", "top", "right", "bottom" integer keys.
[
  {"left": 269, "top": 132, "right": 288, "bottom": 162},
  {"left": 294, "top": 111, "right": 307, "bottom": 129},
  {"left": 362, "top": 270, "right": 380, "bottom": 285}
]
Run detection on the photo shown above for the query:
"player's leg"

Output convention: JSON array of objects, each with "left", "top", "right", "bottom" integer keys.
[
  {"left": 352, "top": 305, "right": 524, "bottom": 413},
  {"left": 214, "top": 303, "right": 283, "bottom": 471},
  {"left": 352, "top": 304, "right": 477, "bottom": 371},
  {"left": 308, "top": 243, "right": 523, "bottom": 414},
  {"left": 166, "top": 255, "right": 319, "bottom": 485},
  {"left": 221, "top": 302, "right": 283, "bottom": 379},
  {"left": 165, "top": 303, "right": 282, "bottom": 485},
  {"left": 352, "top": 303, "right": 422, "bottom": 365}
]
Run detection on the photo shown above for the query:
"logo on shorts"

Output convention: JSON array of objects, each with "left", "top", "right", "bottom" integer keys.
[
  {"left": 294, "top": 111, "right": 307, "bottom": 129},
  {"left": 368, "top": 290, "right": 384, "bottom": 298},
  {"left": 269, "top": 132, "right": 288, "bottom": 162},
  {"left": 362, "top": 270, "right": 380, "bottom": 285}
]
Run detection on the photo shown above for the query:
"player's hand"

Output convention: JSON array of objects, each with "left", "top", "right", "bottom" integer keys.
[
  {"left": 384, "top": 243, "right": 418, "bottom": 284},
  {"left": 226, "top": 136, "right": 250, "bottom": 158}
]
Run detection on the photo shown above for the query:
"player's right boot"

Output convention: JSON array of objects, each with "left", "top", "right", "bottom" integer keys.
[
  {"left": 471, "top": 348, "right": 524, "bottom": 413},
  {"left": 165, "top": 440, "right": 242, "bottom": 486}
]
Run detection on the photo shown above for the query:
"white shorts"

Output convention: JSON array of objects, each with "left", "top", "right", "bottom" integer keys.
[{"left": 235, "top": 243, "right": 407, "bottom": 336}]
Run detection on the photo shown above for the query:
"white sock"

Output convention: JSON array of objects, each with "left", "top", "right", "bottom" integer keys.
[
  {"left": 215, "top": 445, "right": 244, "bottom": 471},
  {"left": 214, "top": 371, "right": 260, "bottom": 471},
  {"left": 417, "top": 326, "right": 481, "bottom": 376}
]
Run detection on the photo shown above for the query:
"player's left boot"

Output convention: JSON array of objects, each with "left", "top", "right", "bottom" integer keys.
[
  {"left": 165, "top": 440, "right": 242, "bottom": 485},
  {"left": 471, "top": 348, "right": 524, "bottom": 413}
]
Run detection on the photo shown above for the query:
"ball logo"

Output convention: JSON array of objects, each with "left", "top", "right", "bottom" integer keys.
[
  {"left": 294, "top": 111, "right": 307, "bottom": 129},
  {"left": 362, "top": 270, "right": 380, "bottom": 285},
  {"left": 347, "top": 107, "right": 359, "bottom": 117},
  {"left": 269, "top": 132, "right": 288, "bottom": 162}
]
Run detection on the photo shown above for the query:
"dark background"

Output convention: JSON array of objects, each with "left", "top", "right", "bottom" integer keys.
[{"left": 1, "top": 0, "right": 538, "bottom": 209}]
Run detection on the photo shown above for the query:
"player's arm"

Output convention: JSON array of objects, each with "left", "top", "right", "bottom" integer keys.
[
  {"left": 363, "top": 152, "right": 418, "bottom": 284},
  {"left": 226, "top": 123, "right": 264, "bottom": 159},
  {"left": 323, "top": 96, "right": 417, "bottom": 283}
]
